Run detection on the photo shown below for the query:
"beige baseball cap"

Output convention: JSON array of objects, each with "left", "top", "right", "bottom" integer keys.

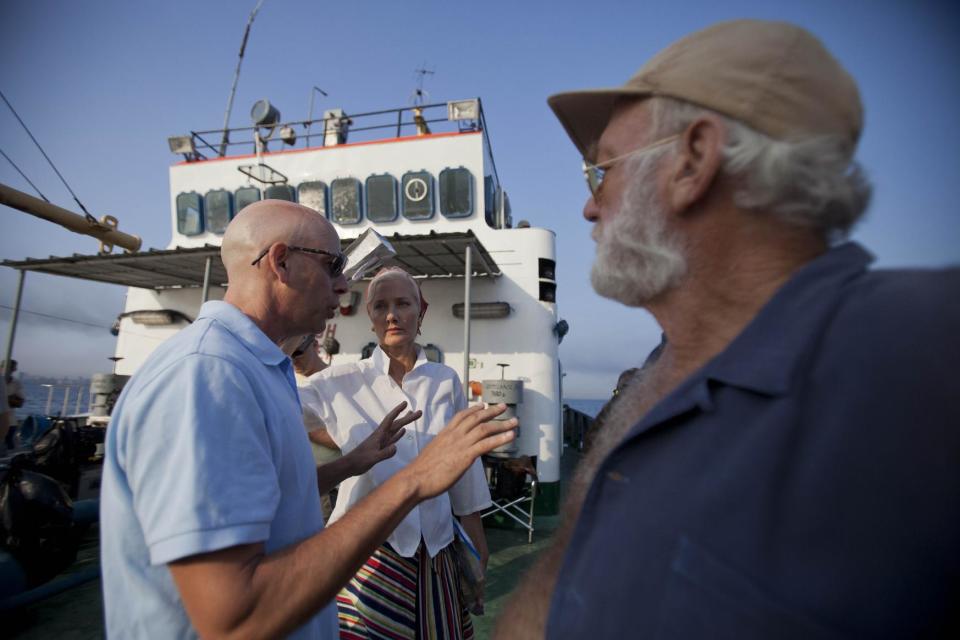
[{"left": 548, "top": 19, "right": 863, "bottom": 163}]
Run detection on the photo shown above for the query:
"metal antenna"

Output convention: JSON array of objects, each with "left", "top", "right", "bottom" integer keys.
[
  {"left": 411, "top": 65, "right": 435, "bottom": 106},
  {"left": 218, "top": 0, "right": 267, "bottom": 157}
]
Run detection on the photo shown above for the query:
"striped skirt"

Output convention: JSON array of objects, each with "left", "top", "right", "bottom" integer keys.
[{"left": 337, "top": 542, "right": 474, "bottom": 640}]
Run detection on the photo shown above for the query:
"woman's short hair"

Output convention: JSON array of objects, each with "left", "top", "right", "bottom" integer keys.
[{"left": 365, "top": 267, "right": 429, "bottom": 319}]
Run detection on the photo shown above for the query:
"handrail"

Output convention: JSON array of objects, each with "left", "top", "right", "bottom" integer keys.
[{"left": 184, "top": 101, "right": 483, "bottom": 159}]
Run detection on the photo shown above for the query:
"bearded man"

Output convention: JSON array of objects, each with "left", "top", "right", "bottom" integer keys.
[{"left": 496, "top": 20, "right": 959, "bottom": 639}]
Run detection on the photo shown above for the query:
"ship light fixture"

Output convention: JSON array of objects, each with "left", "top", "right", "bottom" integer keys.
[
  {"left": 126, "top": 309, "right": 192, "bottom": 326},
  {"left": 452, "top": 302, "right": 510, "bottom": 319},
  {"left": 111, "top": 309, "right": 192, "bottom": 335},
  {"left": 168, "top": 135, "right": 195, "bottom": 155},
  {"left": 447, "top": 99, "right": 479, "bottom": 121}
]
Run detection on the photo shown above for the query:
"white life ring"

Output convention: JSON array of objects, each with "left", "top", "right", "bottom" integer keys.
[{"left": 405, "top": 177, "right": 428, "bottom": 202}]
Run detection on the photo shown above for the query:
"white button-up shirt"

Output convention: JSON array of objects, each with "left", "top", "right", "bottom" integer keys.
[{"left": 301, "top": 345, "right": 492, "bottom": 558}]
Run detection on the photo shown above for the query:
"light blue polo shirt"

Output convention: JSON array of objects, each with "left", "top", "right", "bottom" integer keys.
[{"left": 100, "top": 301, "right": 337, "bottom": 639}]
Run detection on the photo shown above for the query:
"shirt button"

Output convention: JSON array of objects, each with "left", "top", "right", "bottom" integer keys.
[{"left": 606, "top": 470, "right": 629, "bottom": 483}]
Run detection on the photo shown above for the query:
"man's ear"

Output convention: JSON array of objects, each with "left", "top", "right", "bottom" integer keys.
[
  {"left": 268, "top": 243, "right": 291, "bottom": 283},
  {"left": 665, "top": 115, "right": 725, "bottom": 215}
]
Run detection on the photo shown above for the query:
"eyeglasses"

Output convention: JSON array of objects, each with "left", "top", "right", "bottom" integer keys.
[
  {"left": 582, "top": 134, "right": 680, "bottom": 198},
  {"left": 251, "top": 244, "right": 347, "bottom": 279}
]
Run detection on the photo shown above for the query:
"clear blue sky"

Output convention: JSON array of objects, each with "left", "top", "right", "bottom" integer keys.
[{"left": 1, "top": 0, "right": 958, "bottom": 397}]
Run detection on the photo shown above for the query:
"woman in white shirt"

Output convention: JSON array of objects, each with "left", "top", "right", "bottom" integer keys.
[{"left": 303, "top": 267, "right": 491, "bottom": 639}]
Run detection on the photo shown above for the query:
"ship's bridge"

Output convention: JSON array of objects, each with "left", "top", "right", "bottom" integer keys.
[{"left": 166, "top": 99, "right": 512, "bottom": 249}]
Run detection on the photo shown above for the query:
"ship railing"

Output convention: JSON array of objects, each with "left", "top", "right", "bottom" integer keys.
[
  {"left": 563, "top": 404, "right": 596, "bottom": 452},
  {"left": 37, "top": 382, "right": 92, "bottom": 417},
  {"left": 184, "top": 100, "right": 488, "bottom": 161}
]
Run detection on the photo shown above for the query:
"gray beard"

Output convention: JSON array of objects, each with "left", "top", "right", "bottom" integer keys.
[{"left": 590, "top": 152, "right": 686, "bottom": 307}]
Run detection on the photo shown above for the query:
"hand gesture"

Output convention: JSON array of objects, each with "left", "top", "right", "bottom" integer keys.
[
  {"left": 346, "top": 401, "right": 422, "bottom": 477},
  {"left": 402, "top": 404, "right": 516, "bottom": 501}
]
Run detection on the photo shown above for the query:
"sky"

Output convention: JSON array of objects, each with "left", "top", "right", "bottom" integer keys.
[{"left": 1, "top": 0, "right": 958, "bottom": 398}]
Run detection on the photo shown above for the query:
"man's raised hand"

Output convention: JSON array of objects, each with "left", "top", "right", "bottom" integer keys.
[
  {"left": 401, "top": 403, "right": 516, "bottom": 501},
  {"left": 347, "top": 401, "right": 422, "bottom": 476}
]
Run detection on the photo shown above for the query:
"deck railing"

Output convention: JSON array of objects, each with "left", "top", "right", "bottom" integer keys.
[{"left": 183, "top": 100, "right": 488, "bottom": 161}]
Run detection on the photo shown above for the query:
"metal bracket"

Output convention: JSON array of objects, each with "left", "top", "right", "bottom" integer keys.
[{"left": 237, "top": 163, "right": 289, "bottom": 185}]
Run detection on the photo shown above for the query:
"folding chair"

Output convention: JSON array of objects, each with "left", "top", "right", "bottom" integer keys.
[{"left": 480, "top": 455, "right": 538, "bottom": 544}]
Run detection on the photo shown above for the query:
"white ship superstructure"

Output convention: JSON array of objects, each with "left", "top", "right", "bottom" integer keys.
[{"left": 112, "top": 99, "right": 565, "bottom": 509}]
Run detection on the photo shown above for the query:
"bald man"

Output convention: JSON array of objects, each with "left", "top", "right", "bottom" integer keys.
[{"left": 100, "top": 200, "right": 517, "bottom": 639}]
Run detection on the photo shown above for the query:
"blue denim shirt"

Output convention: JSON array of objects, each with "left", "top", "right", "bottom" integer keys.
[{"left": 547, "top": 243, "right": 960, "bottom": 639}]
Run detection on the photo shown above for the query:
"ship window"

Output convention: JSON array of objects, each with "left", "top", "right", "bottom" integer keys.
[
  {"left": 235, "top": 186, "right": 261, "bottom": 212},
  {"left": 539, "top": 258, "right": 556, "bottom": 281},
  {"left": 176, "top": 192, "right": 204, "bottom": 236},
  {"left": 439, "top": 167, "right": 473, "bottom": 218},
  {"left": 265, "top": 184, "right": 296, "bottom": 201},
  {"left": 331, "top": 178, "right": 362, "bottom": 224},
  {"left": 484, "top": 175, "right": 496, "bottom": 227},
  {"left": 298, "top": 181, "right": 328, "bottom": 216},
  {"left": 539, "top": 281, "right": 557, "bottom": 303},
  {"left": 204, "top": 189, "right": 233, "bottom": 234},
  {"left": 366, "top": 174, "right": 398, "bottom": 222},
  {"left": 401, "top": 171, "right": 433, "bottom": 220}
]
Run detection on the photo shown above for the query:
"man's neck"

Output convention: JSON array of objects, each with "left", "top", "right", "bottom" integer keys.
[
  {"left": 647, "top": 233, "right": 825, "bottom": 379},
  {"left": 223, "top": 290, "right": 288, "bottom": 346}
]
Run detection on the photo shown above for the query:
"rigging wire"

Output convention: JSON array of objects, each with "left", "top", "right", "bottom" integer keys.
[
  {"left": 0, "top": 304, "right": 167, "bottom": 342},
  {"left": 0, "top": 303, "right": 108, "bottom": 330},
  {"left": 0, "top": 89, "right": 96, "bottom": 221},
  {"left": 0, "top": 146, "right": 49, "bottom": 202}
]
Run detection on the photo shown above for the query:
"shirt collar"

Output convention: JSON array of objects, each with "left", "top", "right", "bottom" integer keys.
[
  {"left": 196, "top": 301, "right": 288, "bottom": 366},
  {"left": 701, "top": 242, "right": 874, "bottom": 396},
  {"left": 371, "top": 344, "right": 428, "bottom": 377}
]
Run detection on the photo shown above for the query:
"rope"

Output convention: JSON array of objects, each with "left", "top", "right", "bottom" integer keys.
[
  {"left": 0, "top": 147, "right": 49, "bottom": 201},
  {"left": 0, "top": 89, "right": 96, "bottom": 221}
]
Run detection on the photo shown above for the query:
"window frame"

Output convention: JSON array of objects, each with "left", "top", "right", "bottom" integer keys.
[
  {"left": 401, "top": 170, "right": 434, "bottom": 220},
  {"left": 330, "top": 177, "right": 363, "bottom": 225},
  {"left": 297, "top": 180, "right": 329, "bottom": 217},
  {"left": 176, "top": 191, "right": 205, "bottom": 236},
  {"left": 235, "top": 186, "right": 262, "bottom": 213},
  {"left": 264, "top": 184, "right": 297, "bottom": 202},
  {"left": 438, "top": 166, "right": 474, "bottom": 219},
  {"left": 204, "top": 188, "right": 233, "bottom": 235},
  {"left": 365, "top": 173, "right": 399, "bottom": 223}
]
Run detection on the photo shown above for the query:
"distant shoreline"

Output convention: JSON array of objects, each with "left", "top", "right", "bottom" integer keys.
[{"left": 9, "top": 374, "right": 608, "bottom": 420}]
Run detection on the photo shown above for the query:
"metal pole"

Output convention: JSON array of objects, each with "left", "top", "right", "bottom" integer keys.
[
  {"left": 44, "top": 384, "right": 54, "bottom": 414},
  {"left": 0, "top": 183, "right": 141, "bottom": 252},
  {"left": 307, "top": 86, "right": 327, "bottom": 146},
  {"left": 462, "top": 244, "right": 472, "bottom": 388},
  {"left": 218, "top": 0, "right": 266, "bottom": 157},
  {"left": 61, "top": 386, "right": 71, "bottom": 416},
  {"left": 3, "top": 269, "right": 25, "bottom": 374},
  {"left": 201, "top": 256, "right": 213, "bottom": 303}
]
